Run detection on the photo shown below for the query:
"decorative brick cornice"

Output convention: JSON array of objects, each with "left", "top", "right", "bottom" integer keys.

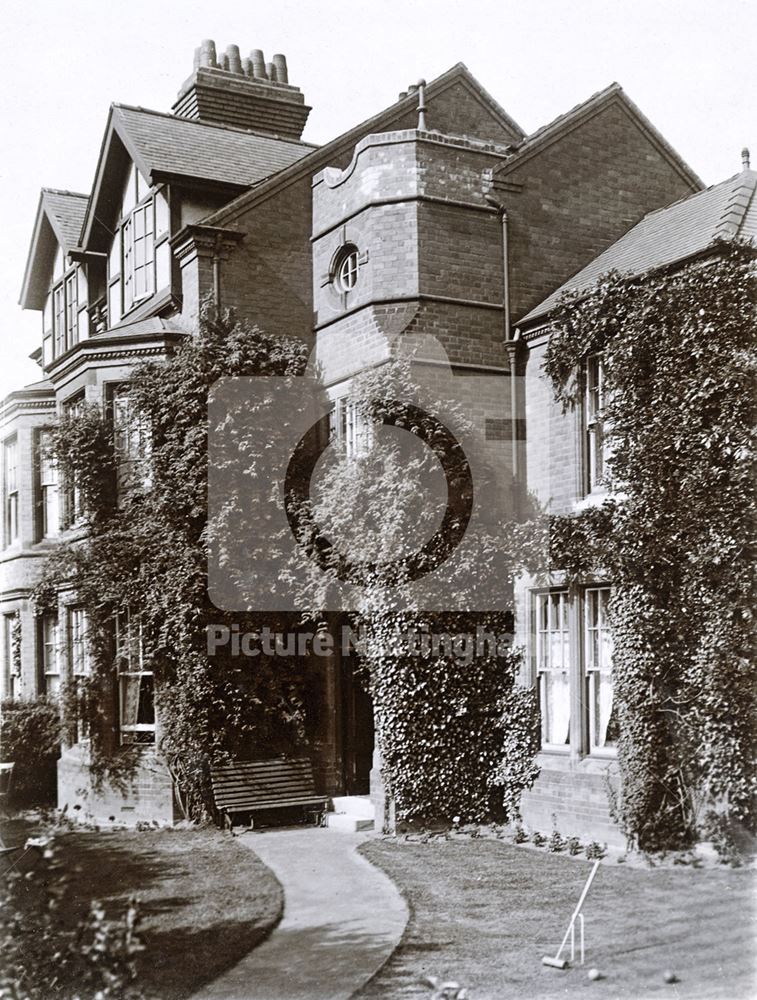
[{"left": 171, "top": 224, "right": 245, "bottom": 267}]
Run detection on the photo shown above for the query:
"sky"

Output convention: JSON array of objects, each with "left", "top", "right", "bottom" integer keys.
[{"left": 1, "top": 0, "right": 755, "bottom": 399}]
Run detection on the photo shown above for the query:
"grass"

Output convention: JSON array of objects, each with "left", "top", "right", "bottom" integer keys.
[
  {"left": 357, "top": 838, "right": 756, "bottom": 1000},
  {"left": 1, "top": 820, "right": 282, "bottom": 999}
]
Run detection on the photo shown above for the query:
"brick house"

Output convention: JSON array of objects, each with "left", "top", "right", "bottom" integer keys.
[{"left": 3, "top": 38, "right": 744, "bottom": 834}]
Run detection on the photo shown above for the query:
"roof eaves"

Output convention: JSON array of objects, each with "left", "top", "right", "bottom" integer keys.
[
  {"left": 19, "top": 191, "right": 48, "bottom": 308},
  {"left": 519, "top": 241, "right": 737, "bottom": 327},
  {"left": 80, "top": 104, "right": 119, "bottom": 248}
]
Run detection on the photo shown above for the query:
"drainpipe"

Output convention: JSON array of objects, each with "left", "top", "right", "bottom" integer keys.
[
  {"left": 485, "top": 193, "right": 522, "bottom": 514},
  {"left": 212, "top": 235, "right": 223, "bottom": 316},
  {"left": 485, "top": 194, "right": 511, "bottom": 343}
]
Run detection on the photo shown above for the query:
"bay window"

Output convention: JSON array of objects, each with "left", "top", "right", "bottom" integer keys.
[
  {"left": 69, "top": 606, "right": 91, "bottom": 741},
  {"left": 3, "top": 437, "right": 18, "bottom": 546},
  {"left": 38, "top": 430, "right": 59, "bottom": 538},
  {"left": 42, "top": 613, "right": 60, "bottom": 696}
]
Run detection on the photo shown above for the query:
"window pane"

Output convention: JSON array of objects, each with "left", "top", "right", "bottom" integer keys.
[
  {"left": 109, "top": 279, "right": 122, "bottom": 324},
  {"left": 536, "top": 590, "right": 571, "bottom": 746},
  {"left": 109, "top": 232, "right": 121, "bottom": 279},
  {"left": 155, "top": 240, "right": 171, "bottom": 291}
]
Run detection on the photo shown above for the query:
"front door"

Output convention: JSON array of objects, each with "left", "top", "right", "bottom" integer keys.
[{"left": 341, "top": 658, "right": 374, "bottom": 795}]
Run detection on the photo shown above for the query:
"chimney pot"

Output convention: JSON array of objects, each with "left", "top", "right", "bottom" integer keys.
[
  {"left": 250, "top": 49, "right": 267, "bottom": 78},
  {"left": 742, "top": 146, "right": 751, "bottom": 170},
  {"left": 408, "top": 83, "right": 419, "bottom": 94},
  {"left": 220, "top": 52, "right": 229, "bottom": 71},
  {"left": 241, "top": 56, "right": 253, "bottom": 77},
  {"left": 266, "top": 61, "right": 277, "bottom": 82},
  {"left": 272, "top": 53, "right": 289, "bottom": 84},
  {"left": 193, "top": 47, "right": 201, "bottom": 70},
  {"left": 226, "top": 44, "right": 242, "bottom": 74},
  {"left": 200, "top": 39, "right": 217, "bottom": 68},
  {"left": 398, "top": 91, "right": 408, "bottom": 100}
]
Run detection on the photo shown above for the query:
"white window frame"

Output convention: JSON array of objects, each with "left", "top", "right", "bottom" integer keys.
[
  {"left": 584, "top": 353, "right": 609, "bottom": 494},
  {"left": 38, "top": 430, "right": 59, "bottom": 539},
  {"left": 584, "top": 586, "right": 617, "bottom": 753},
  {"left": 42, "top": 612, "right": 61, "bottom": 697},
  {"left": 107, "top": 167, "right": 171, "bottom": 325},
  {"left": 328, "top": 395, "right": 373, "bottom": 458},
  {"left": 69, "top": 606, "right": 91, "bottom": 741},
  {"left": 115, "top": 610, "right": 155, "bottom": 745},
  {"left": 535, "top": 590, "right": 571, "bottom": 749},
  {"left": 3, "top": 437, "right": 19, "bottom": 547}
]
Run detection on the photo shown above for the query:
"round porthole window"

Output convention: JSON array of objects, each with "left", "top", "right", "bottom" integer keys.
[{"left": 334, "top": 245, "right": 359, "bottom": 293}]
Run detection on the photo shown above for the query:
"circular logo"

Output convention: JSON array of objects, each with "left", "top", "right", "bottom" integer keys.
[{"left": 284, "top": 401, "right": 473, "bottom": 587}]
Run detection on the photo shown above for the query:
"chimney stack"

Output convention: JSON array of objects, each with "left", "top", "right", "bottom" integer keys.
[
  {"left": 173, "top": 39, "right": 311, "bottom": 139},
  {"left": 742, "top": 147, "right": 751, "bottom": 170}
]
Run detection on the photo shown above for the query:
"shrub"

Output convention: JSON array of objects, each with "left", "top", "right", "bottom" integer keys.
[
  {"left": 0, "top": 836, "right": 145, "bottom": 999},
  {"left": 0, "top": 697, "right": 61, "bottom": 804}
]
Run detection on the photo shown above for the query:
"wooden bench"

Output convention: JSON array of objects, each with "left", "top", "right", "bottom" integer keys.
[{"left": 210, "top": 757, "right": 328, "bottom": 832}]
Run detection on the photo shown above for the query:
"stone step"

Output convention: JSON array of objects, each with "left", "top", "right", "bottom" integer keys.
[
  {"left": 330, "top": 795, "right": 375, "bottom": 819},
  {"left": 325, "top": 812, "right": 375, "bottom": 833}
]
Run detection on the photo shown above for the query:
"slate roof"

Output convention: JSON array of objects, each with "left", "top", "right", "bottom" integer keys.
[
  {"left": 521, "top": 168, "right": 757, "bottom": 324},
  {"left": 112, "top": 104, "right": 316, "bottom": 188},
  {"left": 41, "top": 189, "right": 89, "bottom": 252}
]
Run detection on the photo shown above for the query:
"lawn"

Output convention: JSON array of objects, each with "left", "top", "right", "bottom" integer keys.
[
  {"left": 1, "top": 821, "right": 283, "bottom": 999},
  {"left": 357, "top": 838, "right": 756, "bottom": 1000}
]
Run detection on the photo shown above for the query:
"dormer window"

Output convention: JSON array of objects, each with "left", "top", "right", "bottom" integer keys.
[
  {"left": 45, "top": 258, "right": 88, "bottom": 362},
  {"left": 107, "top": 165, "right": 171, "bottom": 325}
]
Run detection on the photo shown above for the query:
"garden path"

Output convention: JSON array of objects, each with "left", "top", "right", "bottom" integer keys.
[{"left": 192, "top": 827, "right": 408, "bottom": 1000}]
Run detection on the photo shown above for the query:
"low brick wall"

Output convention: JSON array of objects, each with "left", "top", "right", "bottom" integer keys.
[
  {"left": 519, "top": 753, "right": 624, "bottom": 847},
  {"left": 58, "top": 745, "right": 176, "bottom": 825}
]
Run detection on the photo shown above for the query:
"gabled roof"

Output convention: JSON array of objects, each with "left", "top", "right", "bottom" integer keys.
[
  {"left": 113, "top": 104, "right": 316, "bottom": 186},
  {"left": 496, "top": 83, "right": 702, "bottom": 191},
  {"left": 80, "top": 104, "right": 317, "bottom": 248},
  {"left": 202, "top": 62, "right": 526, "bottom": 228},
  {"left": 521, "top": 168, "right": 757, "bottom": 324},
  {"left": 19, "top": 189, "right": 90, "bottom": 310}
]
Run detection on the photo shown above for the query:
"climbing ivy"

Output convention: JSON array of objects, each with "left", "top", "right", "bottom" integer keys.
[
  {"left": 287, "top": 354, "right": 544, "bottom": 825},
  {"left": 33, "top": 305, "right": 313, "bottom": 818},
  {"left": 545, "top": 244, "right": 757, "bottom": 850}
]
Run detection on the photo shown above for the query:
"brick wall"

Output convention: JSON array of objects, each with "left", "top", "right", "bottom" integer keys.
[
  {"left": 519, "top": 754, "right": 624, "bottom": 847},
  {"left": 523, "top": 336, "right": 580, "bottom": 515},
  {"left": 58, "top": 746, "right": 176, "bottom": 825},
  {"left": 504, "top": 98, "right": 700, "bottom": 322}
]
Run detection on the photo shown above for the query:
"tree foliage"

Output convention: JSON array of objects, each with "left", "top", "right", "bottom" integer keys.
[{"left": 545, "top": 245, "right": 757, "bottom": 849}]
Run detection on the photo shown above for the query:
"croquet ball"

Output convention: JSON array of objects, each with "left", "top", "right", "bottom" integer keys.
[
  {"left": 662, "top": 970, "right": 678, "bottom": 984},
  {"left": 587, "top": 968, "right": 602, "bottom": 981}
]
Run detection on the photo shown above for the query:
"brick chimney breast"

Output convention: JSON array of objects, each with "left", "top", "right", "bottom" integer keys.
[{"left": 172, "top": 40, "right": 311, "bottom": 139}]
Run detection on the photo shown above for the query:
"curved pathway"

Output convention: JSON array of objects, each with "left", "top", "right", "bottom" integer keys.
[{"left": 193, "top": 828, "right": 408, "bottom": 1000}]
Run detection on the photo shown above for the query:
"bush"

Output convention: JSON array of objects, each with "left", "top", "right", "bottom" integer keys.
[
  {"left": 0, "top": 835, "right": 145, "bottom": 999},
  {"left": 0, "top": 697, "right": 61, "bottom": 805}
]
